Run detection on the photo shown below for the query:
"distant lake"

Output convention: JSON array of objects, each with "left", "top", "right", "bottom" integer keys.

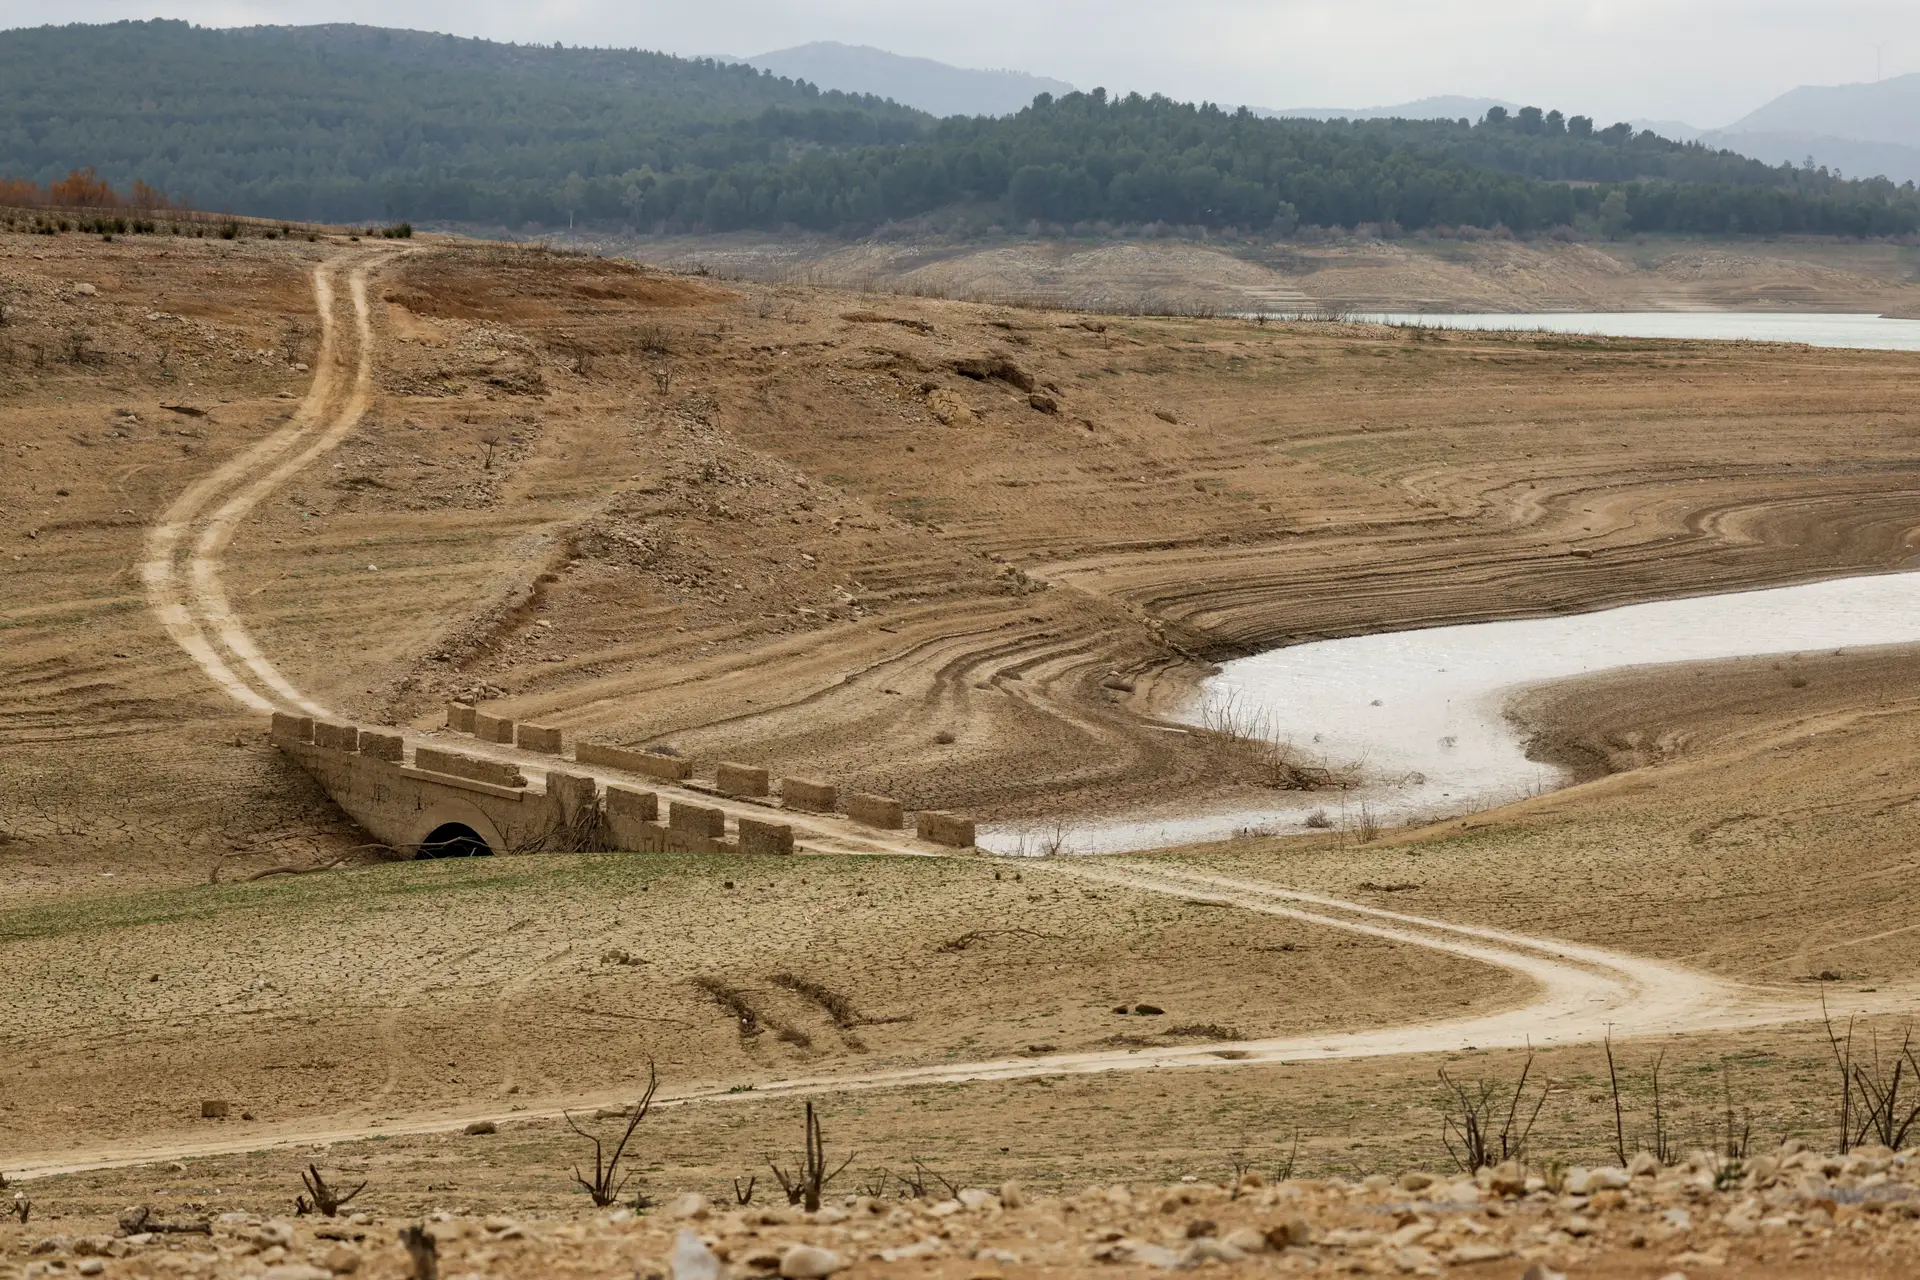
[{"left": 1359, "top": 311, "right": 1920, "bottom": 351}]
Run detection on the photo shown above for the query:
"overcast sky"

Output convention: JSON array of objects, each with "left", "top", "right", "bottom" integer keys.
[{"left": 7, "top": 0, "right": 1920, "bottom": 128}]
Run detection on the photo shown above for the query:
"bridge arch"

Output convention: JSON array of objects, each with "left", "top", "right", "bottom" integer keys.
[{"left": 403, "top": 798, "right": 506, "bottom": 859}]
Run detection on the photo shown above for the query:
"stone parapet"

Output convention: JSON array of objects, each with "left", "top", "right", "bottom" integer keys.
[
  {"left": 517, "top": 723, "right": 564, "bottom": 754},
  {"left": 738, "top": 817, "right": 796, "bottom": 856},
  {"left": 414, "top": 747, "right": 526, "bottom": 789},
  {"left": 357, "top": 731, "right": 404, "bottom": 762},
  {"left": 312, "top": 721, "right": 359, "bottom": 752},
  {"left": 781, "top": 777, "right": 837, "bottom": 812},
  {"left": 917, "top": 810, "right": 976, "bottom": 848},
  {"left": 715, "top": 762, "right": 770, "bottom": 797},
  {"left": 577, "top": 741, "right": 693, "bottom": 781},
  {"left": 846, "top": 792, "right": 905, "bottom": 830}
]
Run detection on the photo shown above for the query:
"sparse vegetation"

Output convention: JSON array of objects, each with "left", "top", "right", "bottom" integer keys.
[
  {"left": 768, "top": 1101, "right": 855, "bottom": 1212},
  {"left": 294, "top": 1164, "right": 366, "bottom": 1216},
  {"left": 563, "top": 1062, "right": 659, "bottom": 1208},
  {"left": 1436, "top": 1050, "right": 1548, "bottom": 1172}
]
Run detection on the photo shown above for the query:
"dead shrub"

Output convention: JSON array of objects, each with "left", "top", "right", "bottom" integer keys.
[
  {"left": 564, "top": 1062, "right": 659, "bottom": 1208},
  {"left": 1437, "top": 1050, "right": 1548, "bottom": 1172},
  {"left": 768, "top": 1101, "right": 855, "bottom": 1211}
]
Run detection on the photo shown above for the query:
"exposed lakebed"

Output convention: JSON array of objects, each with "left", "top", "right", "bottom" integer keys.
[{"left": 980, "top": 312, "right": 1920, "bottom": 855}]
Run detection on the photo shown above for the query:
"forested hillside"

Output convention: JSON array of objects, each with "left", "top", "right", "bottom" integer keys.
[
  {"left": 0, "top": 21, "right": 927, "bottom": 223},
  {"left": 3, "top": 21, "right": 1917, "bottom": 237}
]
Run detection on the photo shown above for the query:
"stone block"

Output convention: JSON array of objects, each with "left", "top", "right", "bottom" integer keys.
[
  {"left": 781, "top": 777, "right": 837, "bottom": 812},
  {"left": 715, "top": 761, "right": 770, "bottom": 797},
  {"left": 516, "top": 722, "right": 564, "bottom": 754},
  {"left": 605, "top": 785, "right": 659, "bottom": 824},
  {"left": 201, "top": 1100, "right": 229, "bottom": 1119},
  {"left": 473, "top": 712, "right": 516, "bottom": 744},
  {"left": 357, "top": 730, "right": 404, "bottom": 762},
  {"left": 576, "top": 741, "right": 692, "bottom": 781},
  {"left": 312, "top": 721, "right": 359, "bottom": 752},
  {"left": 546, "top": 771, "right": 599, "bottom": 820},
  {"left": 270, "top": 712, "right": 313, "bottom": 744},
  {"left": 669, "top": 801, "right": 726, "bottom": 838},
  {"left": 666, "top": 829, "right": 734, "bottom": 855},
  {"left": 845, "top": 792, "right": 905, "bottom": 830},
  {"left": 413, "top": 747, "right": 526, "bottom": 789},
  {"left": 738, "top": 817, "right": 795, "bottom": 856},
  {"left": 916, "top": 810, "right": 976, "bottom": 848},
  {"left": 446, "top": 702, "right": 477, "bottom": 733}
]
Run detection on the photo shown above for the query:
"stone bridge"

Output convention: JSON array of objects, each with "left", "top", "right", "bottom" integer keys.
[{"left": 268, "top": 706, "right": 977, "bottom": 860}]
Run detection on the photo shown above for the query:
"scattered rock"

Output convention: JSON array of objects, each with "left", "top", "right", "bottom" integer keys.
[
  {"left": 1028, "top": 392, "right": 1058, "bottom": 414},
  {"left": 668, "top": 1193, "right": 709, "bottom": 1221},
  {"left": 672, "top": 1228, "right": 725, "bottom": 1280},
  {"left": 463, "top": 1120, "right": 497, "bottom": 1135},
  {"left": 1222, "top": 1226, "right": 1267, "bottom": 1253},
  {"left": 778, "top": 1243, "right": 841, "bottom": 1278}
]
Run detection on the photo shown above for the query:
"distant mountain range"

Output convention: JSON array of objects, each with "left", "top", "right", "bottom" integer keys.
[
  {"left": 1702, "top": 73, "right": 1920, "bottom": 184},
  {"left": 720, "top": 42, "right": 1074, "bottom": 118},
  {"left": 1271, "top": 78, "right": 1920, "bottom": 186}
]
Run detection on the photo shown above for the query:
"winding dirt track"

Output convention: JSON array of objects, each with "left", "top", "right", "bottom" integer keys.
[{"left": 87, "top": 248, "right": 1902, "bottom": 1183}]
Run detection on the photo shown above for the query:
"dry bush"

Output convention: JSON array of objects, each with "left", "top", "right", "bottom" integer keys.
[
  {"left": 768, "top": 1102, "right": 856, "bottom": 1211},
  {"left": 294, "top": 1164, "right": 366, "bottom": 1217},
  {"left": 1437, "top": 1051, "right": 1548, "bottom": 1172},
  {"left": 1826, "top": 1003, "right": 1920, "bottom": 1153},
  {"left": 565, "top": 1062, "right": 659, "bottom": 1208}
]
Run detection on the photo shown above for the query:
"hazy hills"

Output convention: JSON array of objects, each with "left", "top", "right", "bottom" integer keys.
[
  {"left": 1703, "top": 73, "right": 1920, "bottom": 184},
  {"left": 725, "top": 42, "right": 1075, "bottom": 118}
]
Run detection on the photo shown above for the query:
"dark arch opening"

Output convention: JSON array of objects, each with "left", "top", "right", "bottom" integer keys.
[{"left": 417, "top": 822, "right": 494, "bottom": 859}]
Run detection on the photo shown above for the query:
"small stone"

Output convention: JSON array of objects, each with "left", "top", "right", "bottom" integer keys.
[
  {"left": 463, "top": 1120, "right": 497, "bottom": 1135},
  {"left": 997, "top": 1180, "right": 1024, "bottom": 1209},
  {"left": 1447, "top": 1242, "right": 1512, "bottom": 1264},
  {"left": 1520, "top": 1266, "right": 1568, "bottom": 1280},
  {"left": 77, "top": 1263, "right": 105, "bottom": 1277},
  {"left": 1630, "top": 1151, "right": 1661, "bottom": 1178},
  {"left": 323, "top": 1244, "right": 362, "bottom": 1273},
  {"left": 1394, "top": 1245, "right": 1440, "bottom": 1273},
  {"left": 1185, "top": 1218, "right": 1218, "bottom": 1239},
  {"left": 262, "top": 1266, "right": 334, "bottom": 1280},
  {"left": 668, "top": 1193, "right": 710, "bottom": 1221},
  {"left": 1488, "top": 1160, "right": 1527, "bottom": 1196},
  {"left": 1223, "top": 1227, "right": 1267, "bottom": 1254},
  {"left": 1397, "top": 1171, "right": 1435, "bottom": 1192},
  {"left": 778, "top": 1243, "right": 842, "bottom": 1278},
  {"left": 672, "top": 1228, "right": 725, "bottom": 1280},
  {"left": 1185, "top": 1238, "right": 1245, "bottom": 1264},
  {"left": 957, "top": 1187, "right": 996, "bottom": 1211},
  {"left": 1266, "top": 1217, "right": 1313, "bottom": 1248}
]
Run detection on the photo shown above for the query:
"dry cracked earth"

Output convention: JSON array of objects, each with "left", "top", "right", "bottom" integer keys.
[{"left": 6, "top": 219, "right": 1920, "bottom": 1276}]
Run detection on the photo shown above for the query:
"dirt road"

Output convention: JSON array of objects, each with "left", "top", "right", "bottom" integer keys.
[{"left": 86, "top": 245, "right": 1916, "bottom": 1183}]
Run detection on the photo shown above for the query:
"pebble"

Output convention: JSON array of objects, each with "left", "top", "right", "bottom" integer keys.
[
  {"left": 778, "top": 1243, "right": 842, "bottom": 1278},
  {"left": 671, "top": 1228, "right": 724, "bottom": 1280}
]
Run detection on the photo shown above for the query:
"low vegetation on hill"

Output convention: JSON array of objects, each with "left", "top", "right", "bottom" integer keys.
[{"left": 4, "top": 22, "right": 1920, "bottom": 238}]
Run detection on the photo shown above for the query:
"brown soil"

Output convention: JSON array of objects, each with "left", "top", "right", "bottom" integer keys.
[
  {"left": 9, "top": 224, "right": 1920, "bottom": 1276},
  {"left": 604, "top": 229, "right": 1920, "bottom": 317}
]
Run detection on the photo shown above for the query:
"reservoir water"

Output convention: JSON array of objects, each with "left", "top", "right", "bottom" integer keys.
[
  {"left": 1363, "top": 311, "right": 1920, "bottom": 351},
  {"left": 978, "top": 312, "right": 1920, "bottom": 855}
]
